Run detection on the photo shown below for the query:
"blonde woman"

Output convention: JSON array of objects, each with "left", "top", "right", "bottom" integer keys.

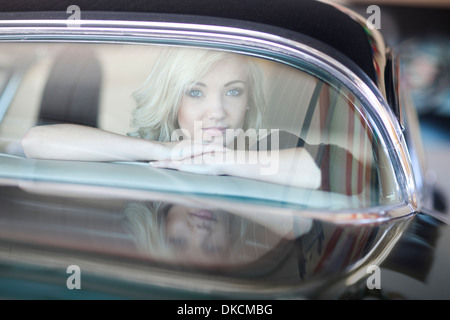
[
  {"left": 123, "top": 201, "right": 250, "bottom": 267},
  {"left": 123, "top": 200, "right": 313, "bottom": 267},
  {"left": 21, "top": 47, "right": 322, "bottom": 189}
]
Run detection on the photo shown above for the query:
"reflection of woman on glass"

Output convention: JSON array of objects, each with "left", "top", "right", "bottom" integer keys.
[
  {"left": 21, "top": 47, "right": 354, "bottom": 191},
  {"left": 124, "top": 201, "right": 312, "bottom": 267}
]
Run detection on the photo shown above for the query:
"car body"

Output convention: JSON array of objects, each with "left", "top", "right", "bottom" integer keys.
[{"left": 0, "top": 0, "right": 449, "bottom": 300}]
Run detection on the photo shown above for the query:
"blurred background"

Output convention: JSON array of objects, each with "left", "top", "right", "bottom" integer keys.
[
  {"left": 329, "top": 1, "right": 450, "bottom": 299},
  {"left": 335, "top": 0, "right": 450, "bottom": 216}
]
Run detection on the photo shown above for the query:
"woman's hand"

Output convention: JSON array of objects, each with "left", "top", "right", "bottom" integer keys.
[
  {"left": 150, "top": 149, "right": 230, "bottom": 175},
  {"left": 158, "top": 140, "right": 228, "bottom": 161},
  {"left": 150, "top": 148, "right": 322, "bottom": 189}
]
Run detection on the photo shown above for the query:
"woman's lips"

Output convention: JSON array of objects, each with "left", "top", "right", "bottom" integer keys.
[
  {"left": 190, "top": 210, "right": 216, "bottom": 221},
  {"left": 203, "top": 127, "right": 227, "bottom": 136}
]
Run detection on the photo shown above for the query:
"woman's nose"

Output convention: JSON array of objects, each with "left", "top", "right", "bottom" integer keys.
[{"left": 205, "top": 95, "right": 226, "bottom": 119}]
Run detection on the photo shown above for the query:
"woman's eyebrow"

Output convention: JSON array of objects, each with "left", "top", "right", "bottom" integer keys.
[{"left": 224, "top": 80, "right": 246, "bottom": 87}]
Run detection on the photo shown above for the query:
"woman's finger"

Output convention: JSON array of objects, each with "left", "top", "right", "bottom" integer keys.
[{"left": 168, "top": 140, "right": 227, "bottom": 160}]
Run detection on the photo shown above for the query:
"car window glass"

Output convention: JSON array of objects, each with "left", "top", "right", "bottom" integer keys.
[{"left": 0, "top": 43, "right": 400, "bottom": 211}]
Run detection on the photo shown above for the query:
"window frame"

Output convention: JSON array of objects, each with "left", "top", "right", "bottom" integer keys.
[{"left": 0, "top": 18, "right": 419, "bottom": 220}]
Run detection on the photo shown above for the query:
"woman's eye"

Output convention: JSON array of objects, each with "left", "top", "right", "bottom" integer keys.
[
  {"left": 226, "top": 88, "right": 242, "bottom": 96},
  {"left": 168, "top": 237, "right": 187, "bottom": 249},
  {"left": 187, "top": 89, "right": 203, "bottom": 98},
  {"left": 203, "top": 242, "right": 224, "bottom": 255}
]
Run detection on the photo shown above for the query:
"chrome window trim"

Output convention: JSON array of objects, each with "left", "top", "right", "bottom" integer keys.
[
  {"left": 320, "top": 0, "right": 388, "bottom": 98},
  {"left": 0, "top": 19, "right": 419, "bottom": 217}
]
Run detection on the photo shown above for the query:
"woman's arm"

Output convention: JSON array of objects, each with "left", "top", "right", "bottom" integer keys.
[
  {"left": 21, "top": 124, "right": 166, "bottom": 161},
  {"left": 150, "top": 147, "right": 322, "bottom": 189},
  {"left": 221, "top": 148, "right": 321, "bottom": 189},
  {"left": 21, "top": 124, "right": 224, "bottom": 162}
]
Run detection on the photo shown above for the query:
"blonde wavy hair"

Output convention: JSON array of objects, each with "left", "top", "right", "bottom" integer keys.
[{"left": 128, "top": 47, "right": 266, "bottom": 141}]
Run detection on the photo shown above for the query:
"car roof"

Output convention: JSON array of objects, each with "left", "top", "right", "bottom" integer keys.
[{"left": 1, "top": 0, "right": 378, "bottom": 84}]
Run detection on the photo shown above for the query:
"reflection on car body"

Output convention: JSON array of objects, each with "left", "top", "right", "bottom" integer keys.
[
  {"left": 0, "top": 0, "right": 445, "bottom": 299},
  {"left": 0, "top": 182, "right": 413, "bottom": 295}
]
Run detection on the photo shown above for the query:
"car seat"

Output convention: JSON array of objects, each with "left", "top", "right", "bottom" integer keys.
[{"left": 37, "top": 46, "right": 102, "bottom": 128}]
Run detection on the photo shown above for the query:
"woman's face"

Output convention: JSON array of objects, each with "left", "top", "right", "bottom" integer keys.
[
  {"left": 165, "top": 205, "right": 232, "bottom": 265},
  {"left": 177, "top": 56, "right": 249, "bottom": 146}
]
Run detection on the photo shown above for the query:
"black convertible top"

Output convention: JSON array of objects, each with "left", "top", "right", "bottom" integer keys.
[{"left": 1, "top": 0, "right": 377, "bottom": 84}]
